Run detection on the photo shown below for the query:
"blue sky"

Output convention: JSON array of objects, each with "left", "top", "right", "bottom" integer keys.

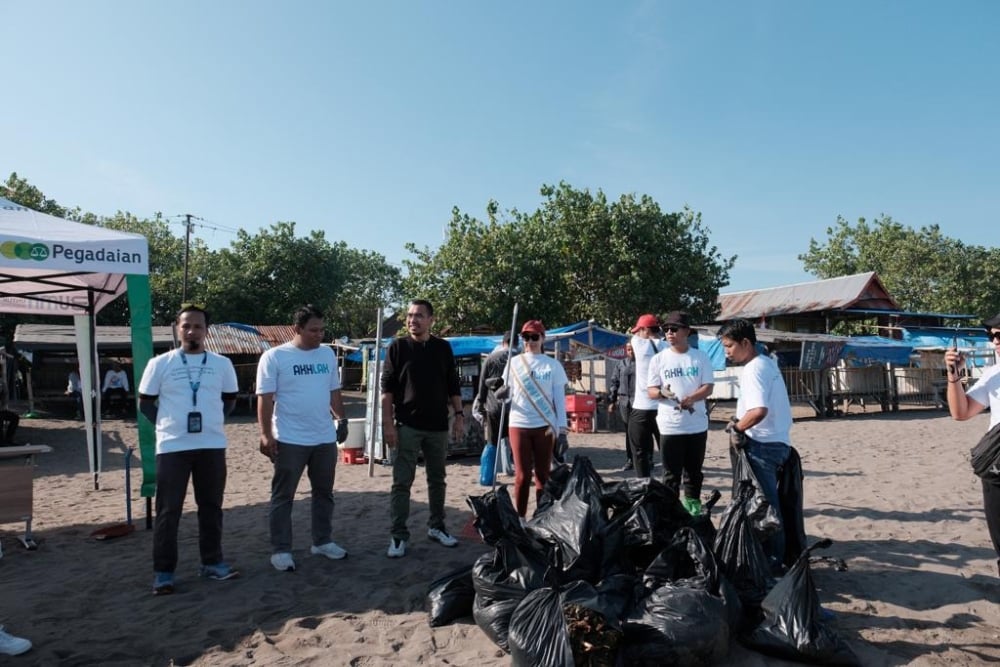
[{"left": 3, "top": 1, "right": 997, "bottom": 291}]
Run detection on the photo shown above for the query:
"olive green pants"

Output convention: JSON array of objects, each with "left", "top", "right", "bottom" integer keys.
[{"left": 390, "top": 425, "right": 449, "bottom": 541}]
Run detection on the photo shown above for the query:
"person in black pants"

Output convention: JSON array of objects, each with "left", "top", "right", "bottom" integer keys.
[
  {"left": 607, "top": 342, "right": 635, "bottom": 470},
  {"left": 628, "top": 314, "right": 664, "bottom": 477},
  {"left": 945, "top": 313, "right": 1000, "bottom": 576},
  {"left": 0, "top": 409, "right": 19, "bottom": 445}
]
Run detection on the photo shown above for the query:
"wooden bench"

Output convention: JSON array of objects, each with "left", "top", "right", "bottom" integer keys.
[{"left": 0, "top": 445, "right": 53, "bottom": 553}]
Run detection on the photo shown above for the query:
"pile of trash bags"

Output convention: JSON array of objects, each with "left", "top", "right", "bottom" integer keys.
[{"left": 426, "top": 454, "right": 859, "bottom": 666}]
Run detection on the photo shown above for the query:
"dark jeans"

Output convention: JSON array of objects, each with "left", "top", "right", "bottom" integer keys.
[
  {"left": 390, "top": 425, "right": 448, "bottom": 541},
  {"left": 617, "top": 403, "right": 633, "bottom": 463},
  {"left": 153, "top": 448, "right": 227, "bottom": 573},
  {"left": 270, "top": 441, "right": 337, "bottom": 553},
  {"left": 628, "top": 408, "right": 660, "bottom": 477},
  {"left": 660, "top": 431, "right": 707, "bottom": 500},
  {"left": 983, "top": 479, "right": 1000, "bottom": 576},
  {"left": 485, "top": 406, "right": 510, "bottom": 445},
  {"left": 509, "top": 426, "right": 555, "bottom": 517},
  {"left": 0, "top": 410, "right": 19, "bottom": 444},
  {"left": 744, "top": 438, "right": 791, "bottom": 568}
]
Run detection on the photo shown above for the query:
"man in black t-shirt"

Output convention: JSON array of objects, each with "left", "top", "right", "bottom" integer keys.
[{"left": 380, "top": 299, "right": 465, "bottom": 558}]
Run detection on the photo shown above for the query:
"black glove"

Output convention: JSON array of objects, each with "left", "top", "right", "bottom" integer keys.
[
  {"left": 556, "top": 433, "right": 569, "bottom": 456},
  {"left": 725, "top": 417, "right": 746, "bottom": 450},
  {"left": 336, "top": 419, "right": 349, "bottom": 444}
]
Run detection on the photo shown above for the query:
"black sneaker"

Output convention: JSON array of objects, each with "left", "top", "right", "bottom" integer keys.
[{"left": 621, "top": 460, "right": 634, "bottom": 471}]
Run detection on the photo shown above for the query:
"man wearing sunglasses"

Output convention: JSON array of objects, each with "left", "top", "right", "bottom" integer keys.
[
  {"left": 647, "top": 311, "right": 714, "bottom": 516},
  {"left": 945, "top": 313, "right": 1000, "bottom": 576},
  {"left": 380, "top": 299, "right": 464, "bottom": 558},
  {"left": 629, "top": 313, "right": 664, "bottom": 477}
]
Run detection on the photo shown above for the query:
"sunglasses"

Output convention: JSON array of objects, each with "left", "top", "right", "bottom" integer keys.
[
  {"left": 646, "top": 326, "right": 661, "bottom": 333},
  {"left": 522, "top": 333, "right": 542, "bottom": 342},
  {"left": 988, "top": 331, "right": 1000, "bottom": 342},
  {"left": 664, "top": 326, "right": 683, "bottom": 333}
]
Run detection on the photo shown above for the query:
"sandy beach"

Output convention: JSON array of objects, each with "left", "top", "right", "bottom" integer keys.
[{"left": 1, "top": 396, "right": 999, "bottom": 666}]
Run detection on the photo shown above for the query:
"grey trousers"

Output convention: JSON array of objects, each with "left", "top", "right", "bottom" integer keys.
[{"left": 269, "top": 441, "right": 338, "bottom": 553}]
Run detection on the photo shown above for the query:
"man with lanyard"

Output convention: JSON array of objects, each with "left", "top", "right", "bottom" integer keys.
[
  {"left": 629, "top": 313, "right": 664, "bottom": 477},
  {"left": 258, "top": 304, "right": 351, "bottom": 572},
  {"left": 607, "top": 342, "right": 636, "bottom": 471},
  {"left": 646, "top": 311, "right": 714, "bottom": 516},
  {"left": 139, "top": 304, "right": 240, "bottom": 595},
  {"left": 719, "top": 318, "right": 793, "bottom": 572},
  {"left": 381, "top": 299, "right": 464, "bottom": 558}
]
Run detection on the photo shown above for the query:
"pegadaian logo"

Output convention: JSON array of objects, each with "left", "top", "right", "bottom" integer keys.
[{"left": 1, "top": 241, "right": 50, "bottom": 261}]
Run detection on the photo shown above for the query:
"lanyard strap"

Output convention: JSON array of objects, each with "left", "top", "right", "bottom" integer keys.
[{"left": 180, "top": 351, "right": 208, "bottom": 407}]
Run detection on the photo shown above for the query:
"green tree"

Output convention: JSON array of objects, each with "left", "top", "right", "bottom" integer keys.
[
  {"left": 799, "top": 215, "right": 999, "bottom": 318},
  {"left": 201, "top": 222, "right": 350, "bottom": 327},
  {"left": 336, "top": 248, "right": 404, "bottom": 338},
  {"left": 402, "top": 183, "right": 735, "bottom": 333}
]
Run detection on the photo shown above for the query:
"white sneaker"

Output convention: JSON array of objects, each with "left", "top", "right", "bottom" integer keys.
[
  {"left": 270, "top": 552, "right": 296, "bottom": 572},
  {"left": 0, "top": 626, "right": 31, "bottom": 656},
  {"left": 427, "top": 528, "right": 458, "bottom": 547},
  {"left": 387, "top": 537, "right": 406, "bottom": 558},
  {"left": 311, "top": 541, "right": 347, "bottom": 560}
]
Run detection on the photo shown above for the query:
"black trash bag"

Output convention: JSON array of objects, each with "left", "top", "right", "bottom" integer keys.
[
  {"left": 714, "top": 483, "right": 775, "bottom": 619},
  {"left": 467, "top": 485, "right": 528, "bottom": 546},
  {"left": 971, "top": 422, "right": 1000, "bottom": 482},
  {"left": 643, "top": 526, "right": 742, "bottom": 630},
  {"left": 509, "top": 587, "right": 576, "bottom": 667},
  {"left": 471, "top": 538, "right": 550, "bottom": 651},
  {"left": 623, "top": 532, "right": 730, "bottom": 667},
  {"left": 601, "top": 477, "right": 693, "bottom": 572},
  {"left": 535, "top": 462, "right": 575, "bottom": 515},
  {"left": 730, "top": 447, "right": 782, "bottom": 538},
  {"left": 778, "top": 446, "right": 808, "bottom": 568},
  {"left": 743, "top": 538, "right": 860, "bottom": 666},
  {"left": 509, "top": 581, "right": 627, "bottom": 667},
  {"left": 473, "top": 593, "right": 521, "bottom": 653},
  {"left": 427, "top": 565, "right": 475, "bottom": 627},
  {"left": 688, "top": 488, "right": 723, "bottom": 551},
  {"left": 529, "top": 456, "right": 609, "bottom": 583}
]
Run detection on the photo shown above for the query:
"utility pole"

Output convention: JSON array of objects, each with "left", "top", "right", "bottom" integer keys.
[{"left": 182, "top": 214, "right": 194, "bottom": 303}]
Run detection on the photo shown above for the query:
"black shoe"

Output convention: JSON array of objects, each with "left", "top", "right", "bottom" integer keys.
[{"left": 621, "top": 460, "right": 634, "bottom": 471}]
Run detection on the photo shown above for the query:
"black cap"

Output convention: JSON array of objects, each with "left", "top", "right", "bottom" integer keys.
[{"left": 984, "top": 313, "right": 1000, "bottom": 329}]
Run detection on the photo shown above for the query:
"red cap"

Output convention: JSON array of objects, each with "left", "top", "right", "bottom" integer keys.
[
  {"left": 521, "top": 319, "right": 545, "bottom": 335},
  {"left": 630, "top": 313, "right": 660, "bottom": 333}
]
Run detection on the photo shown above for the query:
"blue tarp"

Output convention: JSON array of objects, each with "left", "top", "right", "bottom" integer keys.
[
  {"left": 841, "top": 336, "right": 914, "bottom": 367},
  {"left": 345, "top": 321, "right": 630, "bottom": 362},
  {"left": 902, "top": 327, "right": 990, "bottom": 351},
  {"left": 698, "top": 334, "right": 915, "bottom": 371}
]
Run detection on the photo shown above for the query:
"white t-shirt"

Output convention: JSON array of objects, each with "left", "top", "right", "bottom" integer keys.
[
  {"left": 256, "top": 343, "right": 341, "bottom": 445},
  {"left": 504, "top": 352, "right": 569, "bottom": 430},
  {"left": 103, "top": 369, "right": 129, "bottom": 392},
  {"left": 966, "top": 361, "right": 1000, "bottom": 429},
  {"left": 631, "top": 335, "right": 664, "bottom": 411},
  {"left": 647, "top": 346, "right": 714, "bottom": 434},
  {"left": 138, "top": 349, "right": 239, "bottom": 455},
  {"left": 736, "top": 354, "right": 793, "bottom": 444}
]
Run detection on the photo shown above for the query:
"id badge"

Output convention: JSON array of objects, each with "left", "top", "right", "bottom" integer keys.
[{"left": 187, "top": 411, "right": 203, "bottom": 433}]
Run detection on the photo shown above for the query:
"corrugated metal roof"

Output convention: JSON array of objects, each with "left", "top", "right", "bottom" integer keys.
[
  {"left": 14, "top": 324, "right": 176, "bottom": 351},
  {"left": 15, "top": 322, "right": 298, "bottom": 356},
  {"left": 717, "top": 272, "right": 899, "bottom": 321},
  {"left": 203, "top": 324, "right": 296, "bottom": 355}
]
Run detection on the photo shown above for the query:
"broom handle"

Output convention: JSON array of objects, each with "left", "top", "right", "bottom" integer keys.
[
  {"left": 492, "top": 303, "right": 519, "bottom": 491},
  {"left": 125, "top": 447, "right": 134, "bottom": 525}
]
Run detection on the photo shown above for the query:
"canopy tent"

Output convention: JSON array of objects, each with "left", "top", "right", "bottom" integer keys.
[
  {"left": 695, "top": 326, "right": 915, "bottom": 371},
  {"left": 0, "top": 197, "right": 154, "bottom": 493}
]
